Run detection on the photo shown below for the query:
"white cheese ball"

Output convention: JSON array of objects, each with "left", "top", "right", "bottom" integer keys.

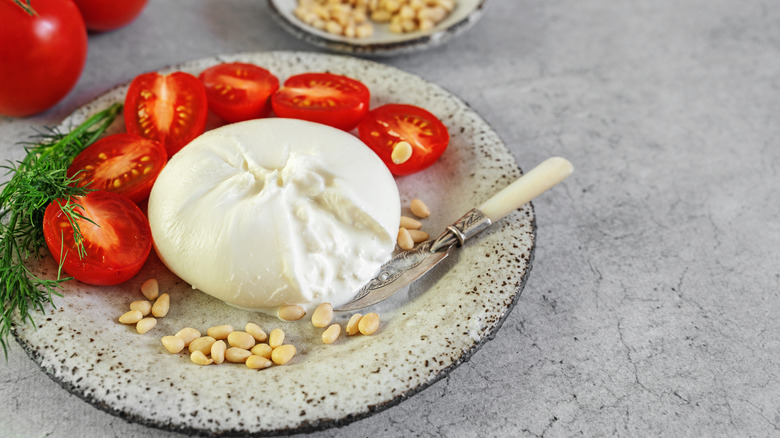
[{"left": 147, "top": 118, "right": 400, "bottom": 311}]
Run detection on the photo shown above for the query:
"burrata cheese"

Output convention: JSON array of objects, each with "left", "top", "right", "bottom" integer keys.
[{"left": 147, "top": 118, "right": 400, "bottom": 311}]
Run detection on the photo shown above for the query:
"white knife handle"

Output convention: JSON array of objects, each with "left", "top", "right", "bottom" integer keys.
[{"left": 478, "top": 157, "right": 573, "bottom": 222}]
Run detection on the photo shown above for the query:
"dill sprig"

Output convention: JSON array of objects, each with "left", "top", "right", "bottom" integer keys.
[{"left": 0, "top": 103, "right": 122, "bottom": 357}]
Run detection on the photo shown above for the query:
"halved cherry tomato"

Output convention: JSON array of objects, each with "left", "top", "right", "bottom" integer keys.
[
  {"left": 124, "top": 71, "right": 208, "bottom": 157},
  {"left": 357, "top": 104, "right": 449, "bottom": 176},
  {"left": 66, "top": 133, "right": 167, "bottom": 203},
  {"left": 198, "top": 62, "right": 280, "bottom": 123},
  {"left": 271, "top": 72, "right": 370, "bottom": 131},
  {"left": 42, "top": 191, "right": 153, "bottom": 286}
]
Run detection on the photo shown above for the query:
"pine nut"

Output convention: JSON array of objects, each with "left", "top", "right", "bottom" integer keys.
[
  {"left": 322, "top": 324, "right": 341, "bottom": 344},
  {"left": 175, "top": 327, "right": 201, "bottom": 346},
  {"left": 119, "top": 310, "right": 143, "bottom": 324},
  {"left": 397, "top": 227, "right": 414, "bottom": 250},
  {"left": 251, "top": 343, "right": 273, "bottom": 359},
  {"left": 358, "top": 312, "right": 380, "bottom": 335},
  {"left": 129, "top": 300, "right": 152, "bottom": 316},
  {"left": 161, "top": 335, "right": 185, "bottom": 353},
  {"left": 399, "top": 215, "right": 422, "bottom": 230},
  {"left": 311, "top": 303, "right": 333, "bottom": 328},
  {"left": 269, "top": 328, "right": 285, "bottom": 348},
  {"left": 225, "top": 347, "right": 252, "bottom": 363},
  {"left": 207, "top": 324, "right": 233, "bottom": 340},
  {"left": 278, "top": 304, "right": 306, "bottom": 321},
  {"left": 245, "top": 323, "right": 268, "bottom": 342},
  {"left": 227, "top": 331, "right": 256, "bottom": 350},
  {"left": 407, "top": 229, "right": 429, "bottom": 243},
  {"left": 346, "top": 313, "right": 363, "bottom": 335},
  {"left": 391, "top": 141, "right": 413, "bottom": 164},
  {"left": 271, "top": 344, "right": 297, "bottom": 365},
  {"left": 136, "top": 317, "right": 157, "bottom": 334},
  {"left": 211, "top": 340, "right": 227, "bottom": 364},
  {"left": 190, "top": 350, "right": 212, "bottom": 365},
  {"left": 188, "top": 336, "right": 217, "bottom": 355},
  {"left": 246, "top": 355, "right": 273, "bottom": 370},
  {"left": 410, "top": 198, "right": 430, "bottom": 218},
  {"left": 151, "top": 293, "right": 170, "bottom": 318},
  {"left": 141, "top": 278, "right": 159, "bottom": 300}
]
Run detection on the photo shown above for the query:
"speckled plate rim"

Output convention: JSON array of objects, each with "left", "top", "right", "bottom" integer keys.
[
  {"left": 11, "top": 50, "right": 536, "bottom": 437},
  {"left": 267, "top": 0, "right": 489, "bottom": 56}
]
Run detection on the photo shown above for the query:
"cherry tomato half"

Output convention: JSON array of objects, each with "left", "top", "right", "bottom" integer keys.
[
  {"left": 271, "top": 72, "right": 370, "bottom": 131},
  {"left": 0, "top": 0, "right": 87, "bottom": 117},
  {"left": 42, "top": 191, "right": 153, "bottom": 286},
  {"left": 67, "top": 133, "right": 167, "bottom": 203},
  {"left": 72, "top": 0, "right": 148, "bottom": 32},
  {"left": 198, "top": 62, "right": 280, "bottom": 123},
  {"left": 357, "top": 104, "right": 450, "bottom": 176},
  {"left": 124, "top": 71, "right": 208, "bottom": 157}
]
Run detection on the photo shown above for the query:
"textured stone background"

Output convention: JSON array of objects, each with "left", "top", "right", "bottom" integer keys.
[{"left": 1, "top": 0, "right": 779, "bottom": 436}]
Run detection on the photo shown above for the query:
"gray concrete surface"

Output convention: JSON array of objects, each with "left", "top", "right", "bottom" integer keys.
[{"left": 1, "top": 0, "right": 779, "bottom": 436}]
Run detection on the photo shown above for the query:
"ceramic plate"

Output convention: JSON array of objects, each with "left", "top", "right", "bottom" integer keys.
[
  {"left": 12, "top": 51, "right": 534, "bottom": 436},
  {"left": 267, "top": 0, "right": 488, "bottom": 56}
]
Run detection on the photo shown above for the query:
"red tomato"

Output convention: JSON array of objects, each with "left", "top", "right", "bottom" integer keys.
[
  {"left": 357, "top": 104, "right": 449, "bottom": 176},
  {"left": 72, "top": 0, "right": 148, "bottom": 32},
  {"left": 67, "top": 133, "right": 167, "bottom": 203},
  {"left": 42, "top": 191, "right": 153, "bottom": 286},
  {"left": 124, "top": 71, "right": 208, "bottom": 157},
  {"left": 0, "top": 0, "right": 87, "bottom": 117},
  {"left": 198, "top": 62, "right": 280, "bottom": 123},
  {"left": 271, "top": 72, "right": 370, "bottom": 131}
]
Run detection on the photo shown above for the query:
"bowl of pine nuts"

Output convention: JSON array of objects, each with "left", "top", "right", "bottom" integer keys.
[{"left": 268, "top": 0, "right": 488, "bottom": 55}]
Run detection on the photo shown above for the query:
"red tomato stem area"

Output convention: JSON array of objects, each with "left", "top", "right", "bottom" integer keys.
[{"left": 43, "top": 191, "right": 152, "bottom": 286}]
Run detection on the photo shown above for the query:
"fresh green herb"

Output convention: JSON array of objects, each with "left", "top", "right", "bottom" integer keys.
[{"left": 0, "top": 103, "right": 122, "bottom": 357}]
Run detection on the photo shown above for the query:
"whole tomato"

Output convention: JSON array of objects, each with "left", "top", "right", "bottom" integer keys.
[
  {"left": 0, "top": 0, "right": 88, "bottom": 117},
  {"left": 72, "top": 0, "right": 148, "bottom": 32}
]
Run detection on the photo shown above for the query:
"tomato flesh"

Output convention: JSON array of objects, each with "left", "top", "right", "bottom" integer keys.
[
  {"left": 271, "top": 72, "right": 370, "bottom": 131},
  {"left": 124, "top": 71, "right": 208, "bottom": 157},
  {"left": 199, "top": 62, "right": 280, "bottom": 123},
  {"left": 67, "top": 133, "right": 167, "bottom": 203},
  {"left": 357, "top": 104, "right": 449, "bottom": 176},
  {"left": 42, "top": 191, "right": 153, "bottom": 286}
]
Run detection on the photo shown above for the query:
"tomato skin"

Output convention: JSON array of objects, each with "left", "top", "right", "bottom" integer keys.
[
  {"left": 42, "top": 191, "right": 153, "bottom": 286},
  {"left": 67, "top": 133, "right": 167, "bottom": 203},
  {"left": 271, "top": 72, "right": 370, "bottom": 131},
  {"left": 72, "top": 0, "right": 148, "bottom": 32},
  {"left": 124, "top": 71, "right": 208, "bottom": 157},
  {"left": 0, "top": 0, "right": 87, "bottom": 117},
  {"left": 357, "top": 104, "right": 450, "bottom": 176},
  {"left": 199, "top": 62, "right": 280, "bottom": 123}
]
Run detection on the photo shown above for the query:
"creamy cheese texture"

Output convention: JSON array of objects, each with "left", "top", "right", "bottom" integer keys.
[{"left": 147, "top": 118, "right": 400, "bottom": 311}]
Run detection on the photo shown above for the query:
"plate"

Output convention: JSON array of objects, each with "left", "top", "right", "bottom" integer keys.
[
  {"left": 12, "top": 51, "right": 535, "bottom": 436},
  {"left": 267, "top": 0, "right": 488, "bottom": 56}
]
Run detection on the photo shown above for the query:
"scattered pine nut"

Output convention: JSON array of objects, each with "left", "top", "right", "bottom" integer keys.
[
  {"left": 188, "top": 336, "right": 217, "bottom": 355},
  {"left": 407, "top": 229, "right": 429, "bottom": 243},
  {"left": 397, "top": 227, "right": 414, "bottom": 250},
  {"left": 136, "top": 317, "right": 157, "bottom": 334},
  {"left": 175, "top": 327, "right": 201, "bottom": 346},
  {"left": 211, "top": 340, "right": 227, "bottom": 364},
  {"left": 246, "top": 355, "right": 273, "bottom": 370},
  {"left": 251, "top": 343, "right": 273, "bottom": 359},
  {"left": 391, "top": 141, "right": 413, "bottom": 164},
  {"left": 207, "top": 324, "right": 234, "bottom": 340},
  {"left": 129, "top": 300, "right": 152, "bottom": 316},
  {"left": 227, "top": 331, "right": 256, "bottom": 350},
  {"left": 399, "top": 215, "right": 422, "bottom": 230},
  {"left": 119, "top": 310, "right": 143, "bottom": 324},
  {"left": 311, "top": 303, "right": 334, "bottom": 328},
  {"left": 269, "top": 328, "right": 285, "bottom": 348},
  {"left": 358, "top": 312, "right": 380, "bottom": 335},
  {"left": 410, "top": 198, "right": 430, "bottom": 218},
  {"left": 346, "top": 313, "right": 363, "bottom": 336},
  {"left": 161, "top": 335, "right": 185, "bottom": 354},
  {"left": 278, "top": 304, "right": 306, "bottom": 321},
  {"left": 225, "top": 347, "right": 252, "bottom": 363},
  {"left": 141, "top": 278, "right": 159, "bottom": 300},
  {"left": 190, "top": 350, "right": 212, "bottom": 365},
  {"left": 322, "top": 324, "right": 341, "bottom": 344},
  {"left": 271, "top": 344, "right": 297, "bottom": 365},
  {"left": 245, "top": 323, "right": 267, "bottom": 342},
  {"left": 151, "top": 293, "right": 170, "bottom": 318}
]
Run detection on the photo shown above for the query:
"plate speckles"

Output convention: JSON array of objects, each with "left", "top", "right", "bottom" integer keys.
[{"left": 12, "top": 51, "right": 535, "bottom": 436}]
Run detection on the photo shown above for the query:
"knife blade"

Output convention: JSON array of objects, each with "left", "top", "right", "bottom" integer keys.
[{"left": 336, "top": 156, "right": 574, "bottom": 311}]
